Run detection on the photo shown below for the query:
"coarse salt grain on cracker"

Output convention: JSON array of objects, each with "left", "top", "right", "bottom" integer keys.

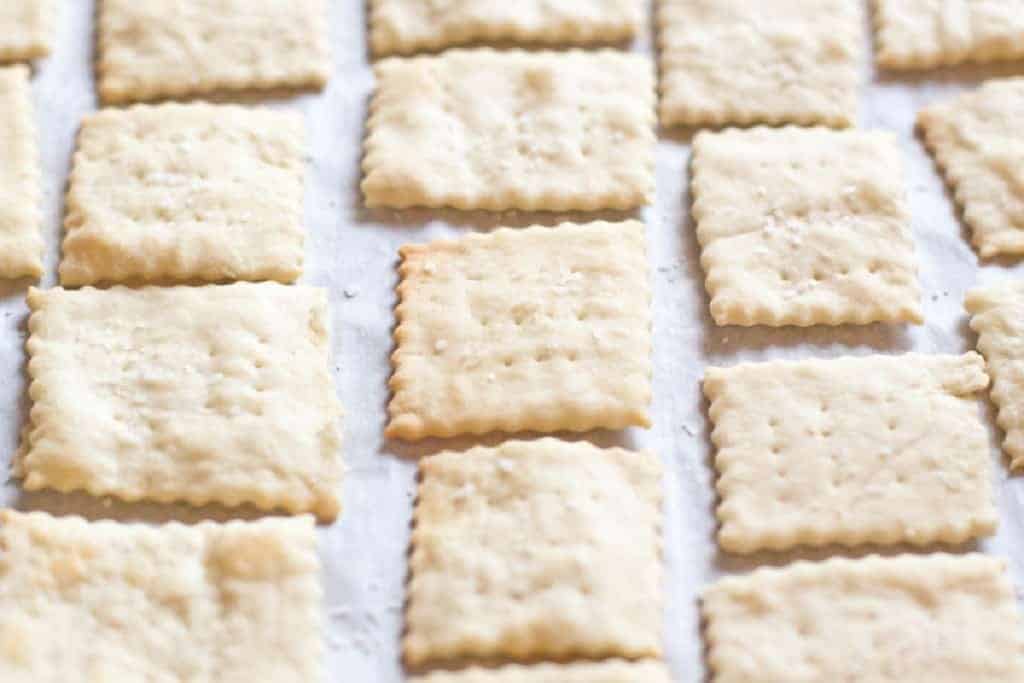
[
  {"left": 657, "top": 0, "right": 861, "bottom": 128},
  {"left": 874, "top": 0, "right": 1024, "bottom": 69},
  {"left": 919, "top": 78, "right": 1024, "bottom": 259},
  {"left": 0, "top": 0, "right": 54, "bottom": 63},
  {"left": 692, "top": 127, "right": 922, "bottom": 327},
  {"left": 370, "top": 0, "right": 642, "bottom": 56},
  {"left": 0, "top": 510, "right": 322, "bottom": 682},
  {"left": 967, "top": 279, "right": 1024, "bottom": 471},
  {"left": 703, "top": 554, "right": 1024, "bottom": 682},
  {"left": 405, "top": 438, "right": 663, "bottom": 666},
  {"left": 704, "top": 352, "right": 995, "bottom": 554},
  {"left": 61, "top": 103, "right": 306, "bottom": 286},
  {"left": 362, "top": 49, "right": 655, "bottom": 211},
  {"left": 19, "top": 283, "right": 343, "bottom": 521},
  {"left": 97, "top": 0, "right": 329, "bottom": 105},
  {"left": 410, "top": 660, "right": 672, "bottom": 683},
  {"left": 387, "top": 220, "right": 651, "bottom": 441},
  {"left": 0, "top": 65, "right": 42, "bottom": 279}
]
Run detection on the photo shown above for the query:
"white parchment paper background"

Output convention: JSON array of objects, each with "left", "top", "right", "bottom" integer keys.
[{"left": 3, "top": 2, "right": 1024, "bottom": 680}]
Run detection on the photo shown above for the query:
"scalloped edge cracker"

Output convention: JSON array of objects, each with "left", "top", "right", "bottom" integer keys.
[
  {"left": 18, "top": 283, "right": 343, "bottom": 521},
  {"left": 873, "top": 0, "right": 1024, "bottom": 69},
  {"left": 0, "top": 510, "right": 322, "bottom": 681},
  {"left": 362, "top": 49, "right": 655, "bottom": 211},
  {"left": 0, "top": 1, "right": 54, "bottom": 62},
  {"left": 967, "top": 279, "right": 1024, "bottom": 471},
  {"left": 61, "top": 103, "right": 306, "bottom": 286},
  {"left": 404, "top": 439, "right": 663, "bottom": 666},
  {"left": 97, "top": 0, "right": 329, "bottom": 104},
  {"left": 704, "top": 353, "right": 995, "bottom": 554},
  {"left": 410, "top": 660, "right": 672, "bottom": 683},
  {"left": 703, "top": 554, "right": 1024, "bottom": 682},
  {"left": 387, "top": 221, "right": 651, "bottom": 441},
  {"left": 919, "top": 78, "right": 1024, "bottom": 259},
  {"left": 370, "top": 0, "right": 642, "bottom": 56},
  {"left": 692, "top": 127, "right": 921, "bottom": 327},
  {"left": 657, "top": 0, "right": 861, "bottom": 128},
  {"left": 0, "top": 65, "right": 43, "bottom": 279}
]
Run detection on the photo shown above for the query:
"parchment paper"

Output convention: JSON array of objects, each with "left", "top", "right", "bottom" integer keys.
[{"left": 3, "top": 2, "right": 1024, "bottom": 680}]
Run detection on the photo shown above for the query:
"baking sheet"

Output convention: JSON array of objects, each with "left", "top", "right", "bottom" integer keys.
[{"left": 4, "top": 2, "right": 1024, "bottom": 680}]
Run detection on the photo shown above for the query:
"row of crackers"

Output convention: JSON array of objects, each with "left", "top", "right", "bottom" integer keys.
[{"left": 361, "top": 2, "right": 1024, "bottom": 683}]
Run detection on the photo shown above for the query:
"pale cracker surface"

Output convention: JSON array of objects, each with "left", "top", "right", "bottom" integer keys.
[
  {"left": 0, "top": 65, "right": 42, "bottom": 279},
  {"left": 0, "top": 0, "right": 53, "bottom": 62},
  {"left": 387, "top": 221, "right": 651, "bottom": 441},
  {"left": 874, "top": 0, "right": 1024, "bottom": 69},
  {"left": 362, "top": 49, "right": 655, "bottom": 211},
  {"left": 61, "top": 103, "right": 306, "bottom": 286},
  {"left": 405, "top": 438, "right": 663, "bottom": 666},
  {"left": 97, "top": 0, "right": 330, "bottom": 105},
  {"left": 704, "top": 353, "right": 995, "bottom": 554},
  {"left": 919, "top": 78, "right": 1024, "bottom": 259},
  {"left": 703, "top": 554, "right": 1024, "bottom": 682},
  {"left": 370, "top": 0, "right": 641, "bottom": 56},
  {"left": 0, "top": 511, "right": 322, "bottom": 682},
  {"left": 19, "top": 283, "right": 343, "bottom": 520},
  {"left": 410, "top": 661, "right": 672, "bottom": 683},
  {"left": 692, "top": 127, "right": 922, "bottom": 327},
  {"left": 657, "top": 0, "right": 861, "bottom": 128},
  {"left": 967, "top": 279, "right": 1024, "bottom": 471}
]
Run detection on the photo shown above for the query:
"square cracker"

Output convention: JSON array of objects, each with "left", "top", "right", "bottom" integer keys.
[
  {"left": 97, "top": 0, "right": 329, "bottom": 105},
  {"left": 362, "top": 49, "right": 655, "bottom": 211},
  {"left": 967, "top": 279, "right": 1024, "bottom": 471},
  {"left": 874, "top": 0, "right": 1024, "bottom": 69},
  {"left": 370, "top": 0, "right": 642, "bottom": 56},
  {"left": 657, "top": 0, "right": 861, "bottom": 128},
  {"left": 0, "top": 65, "right": 42, "bottom": 279},
  {"left": 692, "top": 127, "right": 922, "bottom": 327},
  {"left": 0, "top": 511, "right": 322, "bottom": 681},
  {"left": 919, "top": 78, "right": 1024, "bottom": 259},
  {"left": 704, "top": 353, "right": 995, "bottom": 554},
  {"left": 0, "top": 0, "right": 53, "bottom": 62},
  {"left": 19, "top": 283, "right": 343, "bottom": 521},
  {"left": 387, "top": 220, "right": 651, "bottom": 441},
  {"left": 405, "top": 439, "right": 663, "bottom": 666},
  {"left": 61, "top": 103, "right": 306, "bottom": 286},
  {"left": 704, "top": 557, "right": 1024, "bottom": 683},
  {"left": 411, "top": 661, "right": 672, "bottom": 683},
  {"left": 703, "top": 554, "right": 1024, "bottom": 682}
]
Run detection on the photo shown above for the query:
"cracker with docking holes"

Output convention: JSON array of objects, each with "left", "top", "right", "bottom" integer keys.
[
  {"left": 692, "top": 127, "right": 921, "bottom": 326},
  {"left": 657, "top": 0, "right": 861, "bottom": 127},
  {"left": 362, "top": 49, "right": 655, "bottom": 211},
  {"left": 704, "top": 353, "right": 995, "bottom": 554},
  {"left": 873, "top": 0, "right": 1024, "bottom": 69},
  {"left": 0, "top": 511, "right": 322, "bottom": 682},
  {"left": 97, "top": 0, "right": 329, "bottom": 104},
  {"left": 0, "top": 65, "right": 42, "bottom": 279},
  {"left": 703, "top": 554, "right": 1024, "bottom": 682},
  {"left": 18, "top": 283, "right": 343, "bottom": 521},
  {"left": 919, "top": 78, "right": 1024, "bottom": 259},
  {"left": 61, "top": 103, "right": 306, "bottom": 286},
  {"left": 387, "top": 221, "right": 651, "bottom": 440},
  {"left": 405, "top": 439, "right": 663, "bottom": 666},
  {"left": 370, "top": 0, "right": 642, "bottom": 56}
]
